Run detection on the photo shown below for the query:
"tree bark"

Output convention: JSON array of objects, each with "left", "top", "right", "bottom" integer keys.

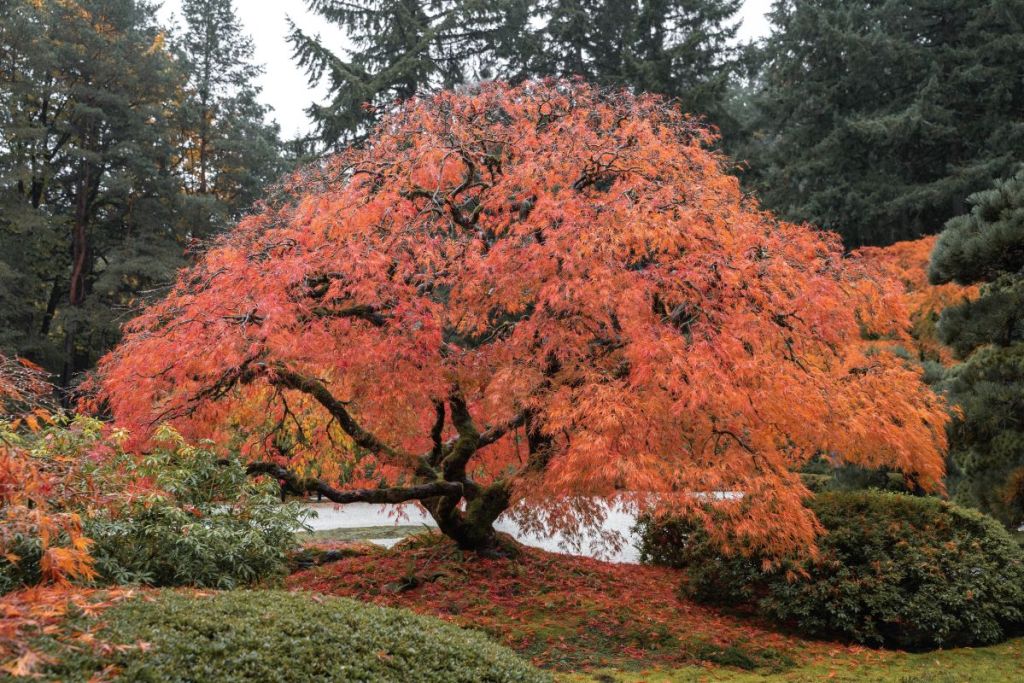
[{"left": 237, "top": 367, "right": 528, "bottom": 555}]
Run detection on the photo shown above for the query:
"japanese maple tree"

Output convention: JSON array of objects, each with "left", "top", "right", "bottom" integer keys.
[
  {"left": 0, "top": 355, "right": 52, "bottom": 420},
  {"left": 95, "top": 81, "right": 949, "bottom": 556},
  {"left": 852, "top": 236, "right": 978, "bottom": 364}
]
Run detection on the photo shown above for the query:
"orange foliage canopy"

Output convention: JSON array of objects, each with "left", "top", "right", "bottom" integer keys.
[
  {"left": 0, "top": 355, "right": 51, "bottom": 420},
  {"left": 851, "top": 235, "right": 978, "bottom": 364},
  {"left": 95, "top": 82, "right": 948, "bottom": 556}
]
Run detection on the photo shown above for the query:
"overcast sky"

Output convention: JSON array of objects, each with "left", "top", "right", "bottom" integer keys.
[{"left": 158, "top": 0, "right": 775, "bottom": 139}]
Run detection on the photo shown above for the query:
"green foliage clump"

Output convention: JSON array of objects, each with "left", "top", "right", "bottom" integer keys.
[
  {"left": 0, "top": 419, "right": 307, "bottom": 593},
  {"left": 30, "top": 590, "right": 549, "bottom": 683},
  {"left": 85, "top": 435, "right": 307, "bottom": 588},
  {"left": 799, "top": 456, "right": 916, "bottom": 495},
  {"left": 930, "top": 169, "right": 1024, "bottom": 526},
  {"left": 637, "top": 491, "right": 1024, "bottom": 649}
]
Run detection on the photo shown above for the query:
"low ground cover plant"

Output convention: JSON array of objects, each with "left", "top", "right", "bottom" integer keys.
[
  {"left": 7, "top": 590, "right": 549, "bottom": 682},
  {"left": 637, "top": 491, "right": 1024, "bottom": 649}
]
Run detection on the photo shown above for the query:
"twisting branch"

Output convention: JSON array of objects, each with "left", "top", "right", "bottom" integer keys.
[
  {"left": 478, "top": 411, "right": 526, "bottom": 449},
  {"left": 266, "top": 367, "right": 407, "bottom": 462},
  {"left": 441, "top": 391, "right": 480, "bottom": 481},
  {"left": 429, "top": 400, "right": 446, "bottom": 466},
  {"left": 245, "top": 462, "right": 463, "bottom": 504},
  {"left": 711, "top": 428, "right": 755, "bottom": 454},
  {"left": 310, "top": 304, "right": 388, "bottom": 327}
]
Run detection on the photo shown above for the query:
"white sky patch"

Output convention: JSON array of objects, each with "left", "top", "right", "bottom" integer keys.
[{"left": 158, "top": 0, "right": 775, "bottom": 138}]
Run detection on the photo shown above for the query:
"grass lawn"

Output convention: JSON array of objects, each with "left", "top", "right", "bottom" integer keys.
[{"left": 557, "top": 639, "right": 1024, "bottom": 681}]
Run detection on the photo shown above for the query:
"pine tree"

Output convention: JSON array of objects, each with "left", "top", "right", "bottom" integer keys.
[
  {"left": 0, "top": 0, "right": 187, "bottom": 387},
  {"left": 177, "top": 0, "right": 287, "bottom": 228},
  {"left": 930, "top": 169, "right": 1024, "bottom": 526},
  {"left": 741, "top": 0, "right": 1024, "bottom": 248},
  {"left": 0, "top": 0, "right": 287, "bottom": 386},
  {"left": 525, "top": 0, "right": 742, "bottom": 125},
  {"left": 290, "top": 1, "right": 741, "bottom": 149},
  {"left": 289, "top": 0, "right": 532, "bottom": 149}
]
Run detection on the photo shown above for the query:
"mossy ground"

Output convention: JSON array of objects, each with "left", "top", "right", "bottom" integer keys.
[
  {"left": 287, "top": 532, "right": 1024, "bottom": 681},
  {"left": 287, "top": 532, "right": 836, "bottom": 672},
  {"left": 558, "top": 638, "right": 1024, "bottom": 681}
]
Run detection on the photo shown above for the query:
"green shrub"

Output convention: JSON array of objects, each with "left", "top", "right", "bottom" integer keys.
[
  {"left": 86, "top": 494, "right": 302, "bottom": 589},
  {"left": 0, "top": 536, "right": 55, "bottom": 595},
  {"left": 0, "top": 420, "right": 308, "bottom": 592},
  {"left": 29, "top": 590, "right": 549, "bottom": 683},
  {"left": 84, "top": 432, "right": 307, "bottom": 588},
  {"left": 637, "top": 491, "right": 1024, "bottom": 649},
  {"left": 798, "top": 456, "right": 915, "bottom": 494}
]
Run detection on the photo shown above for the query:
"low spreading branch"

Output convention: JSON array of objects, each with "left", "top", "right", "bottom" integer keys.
[{"left": 245, "top": 462, "right": 463, "bottom": 504}]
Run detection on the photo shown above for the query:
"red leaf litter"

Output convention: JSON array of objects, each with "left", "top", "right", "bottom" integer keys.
[{"left": 287, "top": 535, "right": 858, "bottom": 671}]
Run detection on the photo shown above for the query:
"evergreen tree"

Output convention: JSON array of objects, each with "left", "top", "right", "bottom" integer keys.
[
  {"left": 0, "top": 0, "right": 286, "bottom": 388},
  {"left": 289, "top": 0, "right": 532, "bottom": 148},
  {"left": 177, "top": 0, "right": 287, "bottom": 228},
  {"left": 930, "top": 169, "right": 1024, "bottom": 526},
  {"left": 525, "top": 0, "right": 742, "bottom": 125},
  {"left": 291, "top": 1, "right": 741, "bottom": 149},
  {"left": 742, "top": 0, "right": 1024, "bottom": 247},
  {"left": 0, "top": 0, "right": 187, "bottom": 387}
]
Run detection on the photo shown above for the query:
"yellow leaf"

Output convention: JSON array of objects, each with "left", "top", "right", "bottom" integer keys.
[{"left": 1, "top": 649, "right": 45, "bottom": 676}]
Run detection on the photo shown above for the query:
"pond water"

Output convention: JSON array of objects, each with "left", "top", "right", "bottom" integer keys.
[{"left": 302, "top": 501, "right": 643, "bottom": 564}]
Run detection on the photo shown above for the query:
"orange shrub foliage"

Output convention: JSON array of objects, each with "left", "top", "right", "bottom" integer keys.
[
  {"left": 0, "top": 355, "right": 51, "bottom": 420},
  {"left": 0, "top": 356, "right": 95, "bottom": 587},
  {"left": 851, "top": 235, "right": 978, "bottom": 363},
  {"left": 0, "top": 587, "right": 138, "bottom": 676},
  {"left": 95, "top": 81, "right": 949, "bottom": 556}
]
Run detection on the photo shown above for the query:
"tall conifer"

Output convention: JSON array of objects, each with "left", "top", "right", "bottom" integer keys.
[
  {"left": 931, "top": 169, "right": 1024, "bottom": 525},
  {"left": 742, "top": 0, "right": 1024, "bottom": 247}
]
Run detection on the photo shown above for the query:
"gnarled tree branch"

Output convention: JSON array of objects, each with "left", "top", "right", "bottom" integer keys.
[
  {"left": 266, "top": 367, "right": 406, "bottom": 461},
  {"left": 245, "top": 462, "right": 462, "bottom": 504},
  {"left": 478, "top": 411, "right": 526, "bottom": 449}
]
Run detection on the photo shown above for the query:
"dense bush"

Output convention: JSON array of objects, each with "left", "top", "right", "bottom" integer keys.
[
  {"left": 85, "top": 467, "right": 305, "bottom": 588},
  {"left": 32, "top": 590, "right": 549, "bottom": 682},
  {"left": 637, "top": 491, "right": 1024, "bottom": 649},
  {"left": 1, "top": 419, "right": 307, "bottom": 592},
  {"left": 798, "top": 456, "right": 916, "bottom": 495}
]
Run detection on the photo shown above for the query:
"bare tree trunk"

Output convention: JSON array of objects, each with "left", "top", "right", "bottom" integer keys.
[
  {"left": 423, "top": 481, "right": 511, "bottom": 557},
  {"left": 61, "top": 164, "right": 92, "bottom": 393}
]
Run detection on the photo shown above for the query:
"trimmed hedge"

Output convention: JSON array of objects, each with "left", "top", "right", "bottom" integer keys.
[
  {"left": 637, "top": 491, "right": 1024, "bottom": 649},
  {"left": 30, "top": 590, "right": 549, "bottom": 682}
]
